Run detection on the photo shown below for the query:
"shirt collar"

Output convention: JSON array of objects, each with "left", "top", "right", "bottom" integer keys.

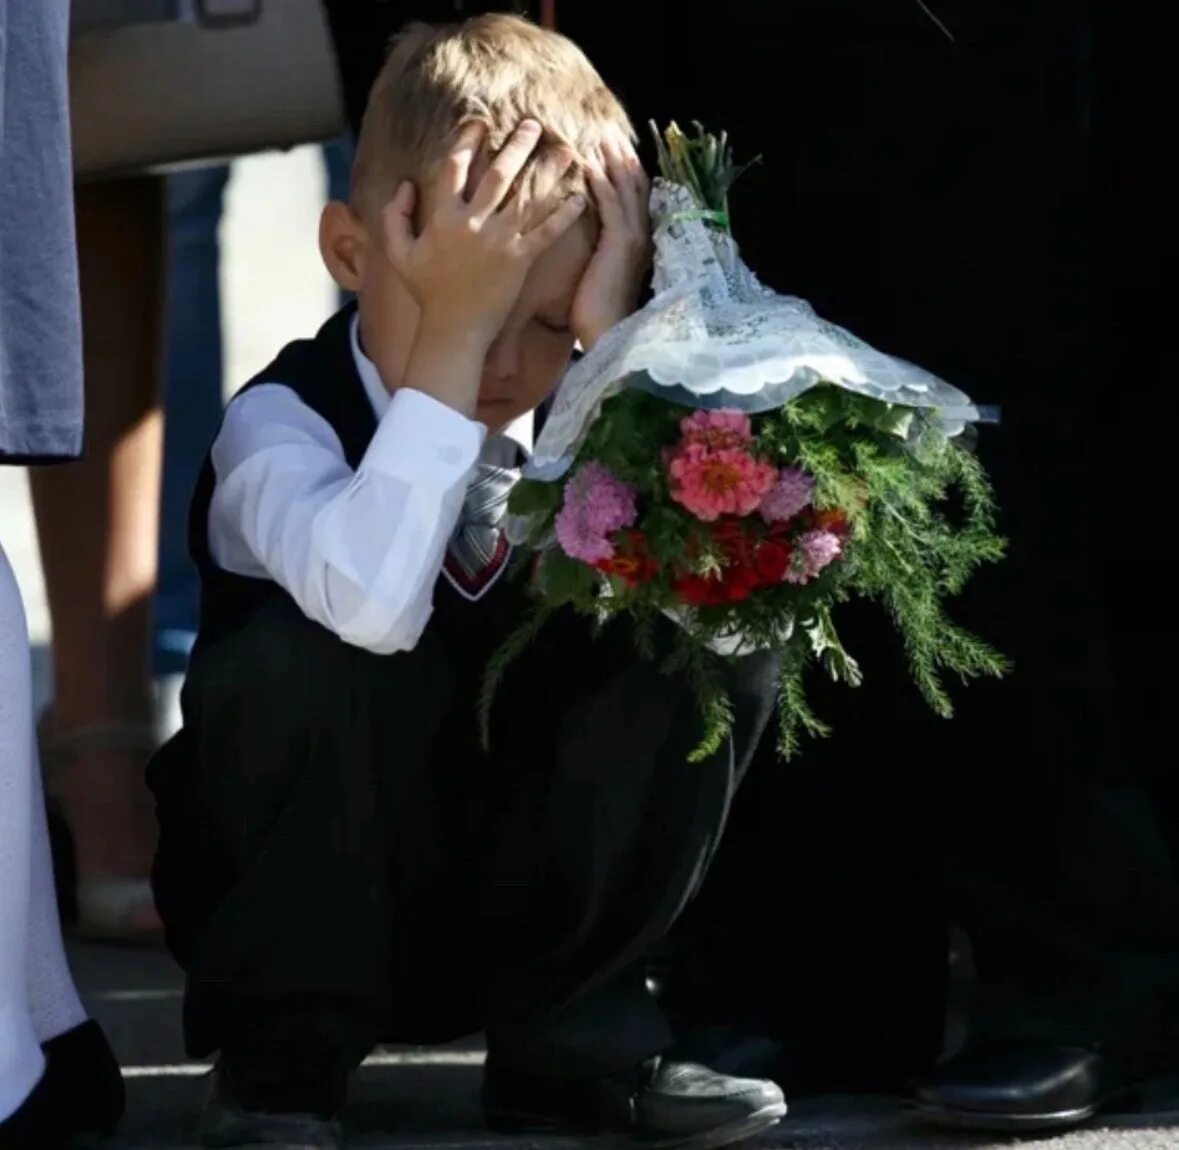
[{"left": 349, "top": 313, "right": 533, "bottom": 461}]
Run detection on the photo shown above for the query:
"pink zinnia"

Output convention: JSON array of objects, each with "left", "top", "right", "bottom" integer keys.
[
  {"left": 784, "top": 529, "right": 843, "bottom": 584},
  {"left": 668, "top": 445, "right": 777, "bottom": 522},
  {"left": 678, "top": 409, "right": 753, "bottom": 452},
  {"left": 759, "top": 467, "right": 815, "bottom": 524},
  {"left": 554, "top": 461, "right": 637, "bottom": 564}
]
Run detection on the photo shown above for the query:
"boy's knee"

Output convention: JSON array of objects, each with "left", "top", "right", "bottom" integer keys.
[
  {"left": 555, "top": 663, "right": 713, "bottom": 787},
  {"left": 554, "top": 647, "right": 775, "bottom": 795}
]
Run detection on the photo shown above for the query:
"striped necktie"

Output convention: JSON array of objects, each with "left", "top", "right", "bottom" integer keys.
[{"left": 444, "top": 462, "right": 518, "bottom": 600}]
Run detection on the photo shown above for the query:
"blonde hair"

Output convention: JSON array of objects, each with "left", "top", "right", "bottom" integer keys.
[{"left": 350, "top": 13, "right": 633, "bottom": 221}]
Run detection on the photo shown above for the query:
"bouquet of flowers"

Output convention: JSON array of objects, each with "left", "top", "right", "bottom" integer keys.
[{"left": 483, "top": 122, "right": 1008, "bottom": 760}]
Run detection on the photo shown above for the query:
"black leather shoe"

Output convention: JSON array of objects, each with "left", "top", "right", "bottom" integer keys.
[
  {"left": 910, "top": 1039, "right": 1137, "bottom": 1132},
  {"left": 0, "top": 1020, "right": 126, "bottom": 1150},
  {"left": 42, "top": 1019, "right": 126, "bottom": 1136},
  {"left": 0, "top": 1069, "right": 70, "bottom": 1150},
  {"left": 198, "top": 1065, "right": 345, "bottom": 1149},
  {"left": 483, "top": 1056, "right": 787, "bottom": 1149}
]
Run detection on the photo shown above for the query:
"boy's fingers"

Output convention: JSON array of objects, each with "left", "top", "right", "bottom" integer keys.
[
  {"left": 600, "top": 135, "right": 637, "bottom": 232},
  {"left": 606, "top": 130, "right": 648, "bottom": 232},
  {"left": 621, "top": 130, "right": 651, "bottom": 210},
  {"left": 440, "top": 122, "right": 485, "bottom": 200},
  {"left": 514, "top": 146, "right": 576, "bottom": 228},
  {"left": 630, "top": 155, "right": 651, "bottom": 232},
  {"left": 470, "top": 119, "right": 544, "bottom": 218},
  {"left": 587, "top": 160, "right": 625, "bottom": 236},
  {"left": 524, "top": 192, "right": 587, "bottom": 254},
  {"left": 529, "top": 145, "right": 576, "bottom": 207},
  {"left": 382, "top": 181, "right": 417, "bottom": 267}
]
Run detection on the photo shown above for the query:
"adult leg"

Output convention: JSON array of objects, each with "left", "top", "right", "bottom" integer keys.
[
  {"left": 30, "top": 174, "right": 166, "bottom": 941},
  {"left": 705, "top": 0, "right": 1179, "bottom": 1125},
  {"left": 1, "top": 535, "right": 125, "bottom": 1150},
  {"left": 23, "top": 734, "right": 125, "bottom": 1137},
  {"left": 155, "top": 166, "right": 231, "bottom": 683}
]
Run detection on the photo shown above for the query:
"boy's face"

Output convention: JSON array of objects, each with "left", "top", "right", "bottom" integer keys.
[{"left": 333, "top": 195, "right": 595, "bottom": 434}]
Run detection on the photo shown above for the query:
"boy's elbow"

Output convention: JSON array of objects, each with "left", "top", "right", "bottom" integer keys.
[
  {"left": 304, "top": 539, "right": 438, "bottom": 656},
  {"left": 328, "top": 591, "right": 433, "bottom": 656},
  {"left": 302, "top": 516, "right": 442, "bottom": 656},
  {"left": 337, "top": 618, "right": 427, "bottom": 656}
]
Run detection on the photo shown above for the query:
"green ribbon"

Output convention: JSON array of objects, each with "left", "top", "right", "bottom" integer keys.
[{"left": 668, "top": 208, "right": 730, "bottom": 229}]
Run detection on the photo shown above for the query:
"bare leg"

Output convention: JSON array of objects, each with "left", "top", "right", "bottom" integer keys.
[{"left": 29, "top": 175, "right": 165, "bottom": 937}]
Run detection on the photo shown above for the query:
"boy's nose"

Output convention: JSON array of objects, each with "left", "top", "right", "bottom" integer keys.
[{"left": 486, "top": 330, "right": 521, "bottom": 379}]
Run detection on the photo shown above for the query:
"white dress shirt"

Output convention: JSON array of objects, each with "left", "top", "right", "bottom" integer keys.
[{"left": 207, "top": 316, "right": 532, "bottom": 655}]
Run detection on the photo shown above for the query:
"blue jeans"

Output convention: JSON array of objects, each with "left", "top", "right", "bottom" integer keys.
[{"left": 154, "top": 137, "right": 354, "bottom": 675}]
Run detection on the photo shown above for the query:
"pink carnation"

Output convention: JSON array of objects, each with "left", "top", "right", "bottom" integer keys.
[
  {"left": 678, "top": 409, "right": 754, "bottom": 452},
  {"left": 554, "top": 462, "right": 637, "bottom": 564},
  {"left": 759, "top": 467, "right": 815, "bottom": 524},
  {"left": 668, "top": 445, "right": 777, "bottom": 522},
  {"left": 784, "top": 529, "right": 843, "bottom": 584}
]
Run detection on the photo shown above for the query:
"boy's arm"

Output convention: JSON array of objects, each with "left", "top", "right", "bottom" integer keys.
[{"left": 207, "top": 382, "right": 484, "bottom": 654}]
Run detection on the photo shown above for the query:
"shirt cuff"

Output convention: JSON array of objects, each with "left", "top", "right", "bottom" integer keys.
[{"left": 364, "top": 387, "right": 486, "bottom": 483}]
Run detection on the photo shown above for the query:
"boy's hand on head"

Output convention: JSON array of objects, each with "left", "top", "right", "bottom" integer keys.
[
  {"left": 570, "top": 127, "right": 652, "bottom": 351},
  {"left": 384, "top": 119, "right": 587, "bottom": 352}
]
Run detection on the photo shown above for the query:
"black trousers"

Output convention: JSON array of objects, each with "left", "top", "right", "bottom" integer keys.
[
  {"left": 149, "top": 591, "right": 776, "bottom": 1079},
  {"left": 553, "top": 0, "right": 1179, "bottom": 1081}
]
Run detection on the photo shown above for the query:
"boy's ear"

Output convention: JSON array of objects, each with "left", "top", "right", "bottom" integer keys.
[{"left": 319, "top": 201, "right": 366, "bottom": 294}]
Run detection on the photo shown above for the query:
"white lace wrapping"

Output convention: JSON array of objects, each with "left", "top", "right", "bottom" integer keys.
[{"left": 529, "top": 179, "right": 986, "bottom": 481}]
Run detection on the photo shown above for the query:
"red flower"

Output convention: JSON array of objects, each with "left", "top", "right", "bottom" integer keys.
[
  {"left": 674, "top": 518, "right": 796, "bottom": 606},
  {"left": 711, "top": 518, "right": 746, "bottom": 541},
  {"left": 813, "top": 507, "right": 851, "bottom": 537},
  {"left": 720, "top": 564, "right": 759, "bottom": 602},
  {"left": 673, "top": 573, "right": 724, "bottom": 607},
  {"left": 715, "top": 518, "right": 766, "bottom": 570},
  {"left": 598, "top": 553, "right": 657, "bottom": 586},
  {"left": 753, "top": 538, "right": 792, "bottom": 585},
  {"left": 596, "top": 529, "right": 659, "bottom": 587}
]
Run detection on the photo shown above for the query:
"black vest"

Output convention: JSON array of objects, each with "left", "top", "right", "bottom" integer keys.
[{"left": 187, "top": 303, "right": 529, "bottom": 657}]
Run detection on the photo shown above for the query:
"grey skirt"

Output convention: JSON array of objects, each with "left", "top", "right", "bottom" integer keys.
[{"left": 0, "top": 0, "right": 83, "bottom": 465}]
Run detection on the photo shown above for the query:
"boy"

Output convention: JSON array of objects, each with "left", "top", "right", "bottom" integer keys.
[{"left": 148, "top": 15, "right": 783, "bottom": 1150}]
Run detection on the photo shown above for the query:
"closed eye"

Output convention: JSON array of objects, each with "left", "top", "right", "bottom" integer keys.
[{"left": 536, "top": 317, "right": 570, "bottom": 334}]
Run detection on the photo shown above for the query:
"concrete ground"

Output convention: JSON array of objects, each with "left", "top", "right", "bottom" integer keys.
[
  {"left": 4, "top": 147, "right": 1179, "bottom": 1149},
  {"left": 68, "top": 936, "right": 1179, "bottom": 1150}
]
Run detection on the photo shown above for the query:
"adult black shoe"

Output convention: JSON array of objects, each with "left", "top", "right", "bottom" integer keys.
[
  {"left": 483, "top": 1055, "right": 787, "bottom": 1149},
  {"left": 1, "top": 1019, "right": 125, "bottom": 1150},
  {"left": 909, "top": 1039, "right": 1138, "bottom": 1132},
  {"left": 198, "top": 1064, "right": 345, "bottom": 1149},
  {"left": 0, "top": 1069, "right": 70, "bottom": 1150},
  {"left": 42, "top": 1019, "right": 126, "bottom": 1136}
]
